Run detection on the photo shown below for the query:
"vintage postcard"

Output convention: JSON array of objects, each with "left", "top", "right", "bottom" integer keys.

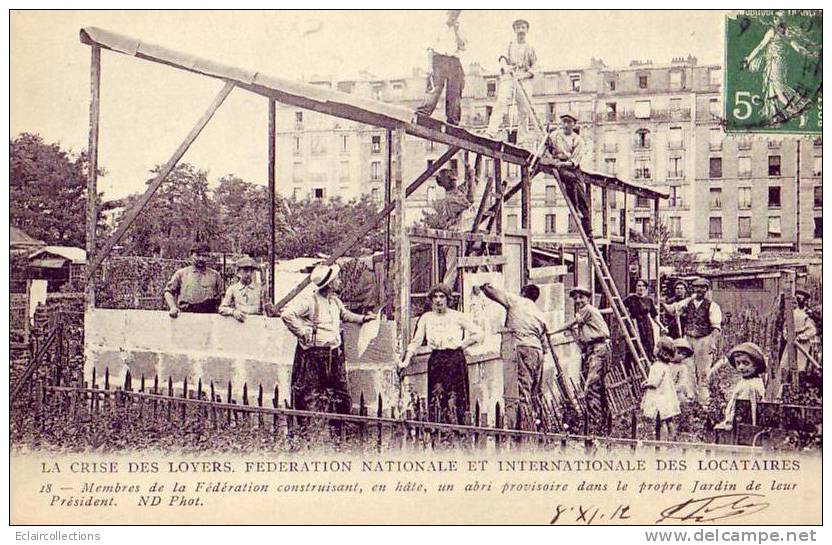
[{"left": 9, "top": 9, "right": 823, "bottom": 528}]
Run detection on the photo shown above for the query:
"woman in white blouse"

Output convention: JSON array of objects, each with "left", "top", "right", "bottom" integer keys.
[{"left": 400, "top": 284, "right": 484, "bottom": 424}]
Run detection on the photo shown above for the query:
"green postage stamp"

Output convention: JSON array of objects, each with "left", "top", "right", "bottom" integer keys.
[{"left": 724, "top": 10, "right": 822, "bottom": 134}]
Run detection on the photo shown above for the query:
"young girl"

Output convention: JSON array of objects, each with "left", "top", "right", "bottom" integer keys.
[
  {"left": 714, "top": 342, "right": 767, "bottom": 430},
  {"left": 641, "top": 337, "right": 681, "bottom": 439},
  {"left": 670, "top": 337, "right": 696, "bottom": 403}
]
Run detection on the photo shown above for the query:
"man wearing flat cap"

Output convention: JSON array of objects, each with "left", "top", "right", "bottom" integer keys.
[
  {"left": 484, "top": 18, "right": 539, "bottom": 148},
  {"left": 281, "top": 263, "right": 375, "bottom": 414},
  {"left": 552, "top": 286, "right": 611, "bottom": 432},
  {"left": 219, "top": 256, "right": 263, "bottom": 322},
  {"left": 661, "top": 277, "right": 722, "bottom": 404},
  {"left": 547, "top": 113, "right": 591, "bottom": 233},
  {"left": 164, "top": 242, "right": 223, "bottom": 317}
]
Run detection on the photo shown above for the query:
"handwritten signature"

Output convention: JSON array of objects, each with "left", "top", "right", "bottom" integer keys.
[{"left": 657, "top": 493, "right": 769, "bottom": 524}]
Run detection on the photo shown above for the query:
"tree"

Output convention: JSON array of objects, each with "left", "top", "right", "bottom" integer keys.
[
  {"left": 10, "top": 133, "right": 95, "bottom": 247},
  {"left": 116, "top": 163, "right": 220, "bottom": 258},
  {"left": 213, "top": 175, "right": 271, "bottom": 257}
]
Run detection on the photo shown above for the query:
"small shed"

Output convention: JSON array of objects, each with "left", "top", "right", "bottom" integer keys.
[{"left": 28, "top": 246, "right": 87, "bottom": 291}]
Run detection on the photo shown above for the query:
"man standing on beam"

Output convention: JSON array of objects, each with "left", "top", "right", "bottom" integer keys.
[{"left": 416, "top": 9, "right": 467, "bottom": 126}]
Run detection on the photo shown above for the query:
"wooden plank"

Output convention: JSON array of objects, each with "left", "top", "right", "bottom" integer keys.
[
  {"left": 458, "top": 255, "right": 507, "bottom": 268},
  {"left": 85, "top": 45, "right": 101, "bottom": 308},
  {"left": 529, "top": 265, "right": 568, "bottom": 279},
  {"left": 267, "top": 98, "right": 276, "bottom": 304},
  {"left": 520, "top": 165, "right": 531, "bottom": 230},
  {"left": 274, "top": 145, "right": 459, "bottom": 310},
  {"left": 391, "top": 128, "right": 408, "bottom": 351},
  {"left": 86, "top": 80, "right": 236, "bottom": 280}
]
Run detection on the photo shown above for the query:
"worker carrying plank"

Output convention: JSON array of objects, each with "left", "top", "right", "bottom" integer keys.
[{"left": 484, "top": 18, "right": 540, "bottom": 148}]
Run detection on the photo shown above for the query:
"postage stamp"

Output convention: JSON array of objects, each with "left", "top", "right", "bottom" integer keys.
[{"left": 724, "top": 10, "right": 822, "bottom": 134}]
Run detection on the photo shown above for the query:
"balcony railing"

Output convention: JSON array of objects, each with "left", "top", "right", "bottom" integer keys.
[
  {"left": 768, "top": 140, "right": 781, "bottom": 149},
  {"left": 602, "top": 143, "right": 618, "bottom": 153},
  {"left": 667, "top": 140, "right": 685, "bottom": 150},
  {"left": 633, "top": 141, "right": 652, "bottom": 150},
  {"left": 696, "top": 110, "right": 722, "bottom": 122},
  {"left": 709, "top": 142, "right": 723, "bottom": 151},
  {"left": 737, "top": 140, "right": 753, "bottom": 150},
  {"left": 667, "top": 171, "right": 685, "bottom": 180}
]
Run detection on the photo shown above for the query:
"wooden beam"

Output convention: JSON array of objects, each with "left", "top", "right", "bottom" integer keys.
[
  {"left": 493, "top": 159, "right": 503, "bottom": 234},
  {"left": 273, "top": 145, "right": 460, "bottom": 311},
  {"left": 520, "top": 165, "right": 531, "bottom": 230},
  {"left": 86, "top": 80, "right": 236, "bottom": 280},
  {"left": 267, "top": 98, "right": 276, "bottom": 304},
  {"left": 458, "top": 255, "right": 507, "bottom": 268},
  {"left": 391, "top": 128, "right": 408, "bottom": 351},
  {"left": 85, "top": 45, "right": 101, "bottom": 308}
]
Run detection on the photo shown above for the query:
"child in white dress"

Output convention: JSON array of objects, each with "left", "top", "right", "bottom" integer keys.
[
  {"left": 641, "top": 337, "right": 681, "bottom": 439},
  {"left": 714, "top": 342, "right": 767, "bottom": 430},
  {"left": 670, "top": 337, "right": 696, "bottom": 403}
]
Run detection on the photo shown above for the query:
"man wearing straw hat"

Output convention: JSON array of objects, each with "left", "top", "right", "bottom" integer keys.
[
  {"left": 661, "top": 277, "right": 722, "bottom": 404},
  {"left": 551, "top": 286, "right": 610, "bottom": 433},
  {"left": 484, "top": 18, "right": 539, "bottom": 147},
  {"left": 282, "top": 263, "right": 375, "bottom": 413}
]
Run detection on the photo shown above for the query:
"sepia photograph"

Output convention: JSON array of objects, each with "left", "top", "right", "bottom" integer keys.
[{"left": 8, "top": 8, "right": 824, "bottom": 529}]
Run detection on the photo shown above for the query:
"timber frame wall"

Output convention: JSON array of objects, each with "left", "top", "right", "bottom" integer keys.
[{"left": 80, "top": 27, "right": 667, "bottom": 352}]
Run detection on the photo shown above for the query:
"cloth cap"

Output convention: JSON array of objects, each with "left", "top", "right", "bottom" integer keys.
[
  {"left": 795, "top": 288, "right": 811, "bottom": 299},
  {"left": 673, "top": 279, "right": 688, "bottom": 290},
  {"left": 310, "top": 263, "right": 341, "bottom": 289},
  {"left": 691, "top": 277, "right": 711, "bottom": 288},
  {"left": 673, "top": 337, "right": 694, "bottom": 357},
  {"left": 569, "top": 286, "right": 591, "bottom": 298},
  {"left": 560, "top": 113, "right": 578, "bottom": 123},
  {"left": 236, "top": 256, "right": 257, "bottom": 269},
  {"left": 727, "top": 342, "right": 767, "bottom": 372}
]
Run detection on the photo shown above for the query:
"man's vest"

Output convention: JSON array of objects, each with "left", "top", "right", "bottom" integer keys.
[{"left": 682, "top": 299, "right": 712, "bottom": 338}]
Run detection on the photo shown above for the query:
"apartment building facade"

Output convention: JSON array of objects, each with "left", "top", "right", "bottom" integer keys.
[{"left": 275, "top": 58, "right": 822, "bottom": 255}]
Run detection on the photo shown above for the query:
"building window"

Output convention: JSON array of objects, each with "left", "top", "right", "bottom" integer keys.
[
  {"left": 545, "top": 185, "right": 558, "bottom": 206},
  {"left": 738, "top": 217, "right": 752, "bottom": 239},
  {"left": 669, "top": 71, "right": 683, "bottom": 90},
  {"left": 635, "top": 217, "right": 651, "bottom": 235},
  {"left": 814, "top": 217, "right": 822, "bottom": 239},
  {"left": 635, "top": 128, "right": 650, "bottom": 148},
  {"left": 371, "top": 187, "right": 380, "bottom": 202},
  {"left": 425, "top": 186, "right": 436, "bottom": 204},
  {"left": 337, "top": 81, "right": 354, "bottom": 94},
  {"left": 372, "top": 85, "right": 383, "bottom": 101},
  {"left": 709, "top": 188, "right": 722, "bottom": 210},
  {"left": 669, "top": 216, "right": 682, "bottom": 238},
  {"left": 310, "top": 135, "right": 327, "bottom": 156},
  {"left": 709, "top": 217, "right": 723, "bottom": 239},
  {"left": 313, "top": 187, "right": 325, "bottom": 200},
  {"left": 668, "top": 155, "right": 684, "bottom": 178},
  {"left": 391, "top": 82, "right": 404, "bottom": 100},
  {"left": 604, "top": 158, "right": 617, "bottom": 175},
  {"left": 292, "top": 162, "right": 303, "bottom": 183},
  {"left": 670, "top": 97, "right": 683, "bottom": 111},
  {"left": 738, "top": 187, "right": 752, "bottom": 209},
  {"left": 635, "top": 100, "right": 651, "bottom": 119},
  {"left": 371, "top": 135, "right": 382, "bottom": 153},
  {"left": 605, "top": 102, "right": 617, "bottom": 121},
  {"left": 737, "top": 136, "right": 753, "bottom": 150},
  {"left": 814, "top": 185, "right": 822, "bottom": 208},
  {"left": 486, "top": 79, "right": 497, "bottom": 98},
  {"left": 768, "top": 186, "right": 781, "bottom": 208},
  {"left": 668, "top": 127, "right": 684, "bottom": 149},
  {"left": 638, "top": 74, "right": 649, "bottom": 89},
  {"left": 709, "top": 68, "right": 721, "bottom": 86},
  {"left": 293, "top": 136, "right": 303, "bottom": 156},
  {"left": 294, "top": 111, "right": 304, "bottom": 128},
  {"left": 292, "top": 187, "right": 302, "bottom": 200},
  {"left": 545, "top": 214, "right": 557, "bottom": 234},
  {"left": 709, "top": 128, "right": 722, "bottom": 150},
  {"left": 768, "top": 155, "right": 781, "bottom": 176},
  {"left": 738, "top": 156, "right": 752, "bottom": 178},
  {"left": 768, "top": 216, "right": 781, "bottom": 238},
  {"left": 340, "top": 134, "right": 349, "bottom": 153},
  {"left": 668, "top": 186, "right": 682, "bottom": 208},
  {"left": 636, "top": 196, "right": 651, "bottom": 209},
  {"left": 371, "top": 161, "right": 382, "bottom": 180},
  {"left": 603, "top": 130, "right": 618, "bottom": 152},
  {"left": 813, "top": 155, "right": 822, "bottom": 176},
  {"left": 709, "top": 157, "right": 722, "bottom": 178},
  {"left": 708, "top": 98, "right": 720, "bottom": 118},
  {"left": 507, "top": 214, "right": 519, "bottom": 231},
  {"left": 569, "top": 73, "right": 581, "bottom": 92},
  {"left": 339, "top": 161, "right": 350, "bottom": 183},
  {"left": 567, "top": 215, "right": 578, "bottom": 233},
  {"left": 634, "top": 157, "right": 651, "bottom": 180},
  {"left": 607, "top": 78, "right": 616, "bottom": 92}
]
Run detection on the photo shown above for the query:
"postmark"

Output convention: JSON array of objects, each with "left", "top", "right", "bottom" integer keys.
[{"left": 724, "top": 10, "right": 822, "bottom": 134}]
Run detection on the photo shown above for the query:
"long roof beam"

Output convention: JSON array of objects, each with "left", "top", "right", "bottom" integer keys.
[{"left": 79, "top": 26, "right": 667, "bottom": 200}]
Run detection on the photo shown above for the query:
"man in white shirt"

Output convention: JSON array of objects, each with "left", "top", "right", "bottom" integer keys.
[
  {"left": 785, "top": 288, "right": 818, "bottom": 372},
  {"left": 282, "top": 263, "right": 375, "bottom": 413},
  {"left": 484, "top": 18, "right": 539, "bottom": 148},
  {"left": 661, "top": 277, "right": 722, "bottom": 404},
  {"left": 416, "top": 10, "right": 467, "bottom": 125},
  {"left": 547, "top": 113, "right": 592, "bottom": 233}
]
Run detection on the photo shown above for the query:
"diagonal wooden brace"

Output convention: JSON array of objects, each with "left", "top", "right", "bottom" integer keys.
[
  {"left": 85, "top": 80, "right": 236, "bottom": 281},
  {"left": 274, "top": 145, "right": 460, "bottom": 311}
]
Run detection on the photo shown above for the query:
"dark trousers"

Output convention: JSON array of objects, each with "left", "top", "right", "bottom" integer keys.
[
  {"left": 417, "top": 54, "right": 464, "bottom": 125},
  {"left": 290, "top": 346, "right": 351, "bottom": 414},
  {"left": 179, "top": 299, "right": 219, "bottom": 314},
  {"left": 516, "top": 345, "right": 544, "bottom": 430},
  {"left": 427, "top": 348, "right": 470, "bottom": 424},
  {"left": 580, "top": 341, "right": 610, "bottom": 434}
]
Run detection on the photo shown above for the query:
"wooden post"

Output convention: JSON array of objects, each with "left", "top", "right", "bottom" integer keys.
[
  {"left": 85, "top": 45, "right": 101, "bottom": 308},
  {"left": 390, "top": 127, "right": 409, "bottom": 351},
  {"left": 493, "top": 160, "right": 503, "bottom": 235},
  {"left": 267, "top": 98, "right": 276, "bottom": 304},
  {"left": 520, "top": 165, "right": 531, "bottom": 230},
  {"left": 601, "top": 188, "right": 609, "bottom": 239},
  {"left": 653, "top": 196, "right": 661, "bottom": 293},
  {"left": 384, "top": 129, "right": 393, "bottom": 314}
]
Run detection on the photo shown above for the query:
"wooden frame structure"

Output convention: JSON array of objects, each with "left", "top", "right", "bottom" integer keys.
[{"left": 80, "top": 27, "right": 667, "bottom": 352}]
